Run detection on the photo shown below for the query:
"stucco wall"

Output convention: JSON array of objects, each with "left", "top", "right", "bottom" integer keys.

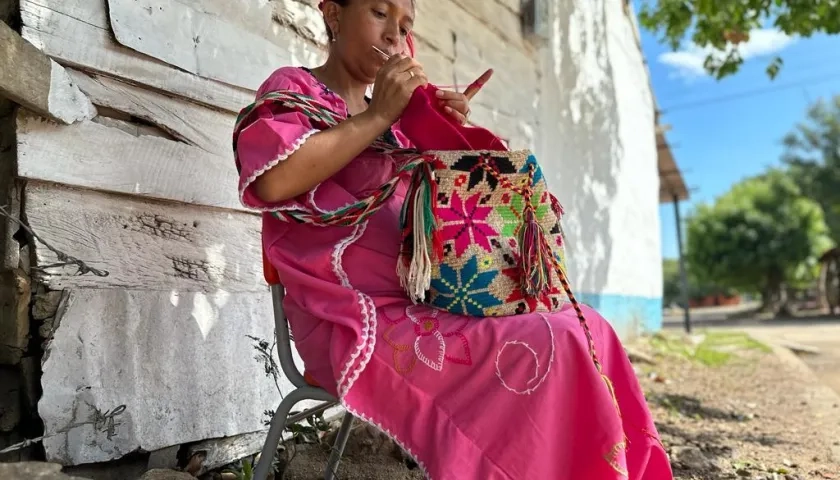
[{"left": 536, "top": 0, "right": 662, "bottom": 337}]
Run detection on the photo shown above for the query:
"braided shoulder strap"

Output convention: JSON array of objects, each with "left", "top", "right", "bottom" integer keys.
[{"left": 233, "top": 90, "right": 422, "bottom": 226}]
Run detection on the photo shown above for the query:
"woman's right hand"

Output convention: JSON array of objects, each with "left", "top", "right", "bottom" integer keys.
[{"left": 367, "top": 54, "right": 428, "bottom": 125}]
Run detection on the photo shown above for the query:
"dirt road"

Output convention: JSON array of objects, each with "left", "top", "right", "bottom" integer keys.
[
  {"left": 741, "top": 321, "right": 840, "bottom": 396},
  {"left": 632, "top": 331, "right": 840, "bottom": 480}
]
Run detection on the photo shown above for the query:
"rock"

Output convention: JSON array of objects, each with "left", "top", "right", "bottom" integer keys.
[
  {"left": 671, "top": 446, "right": 719, "bottom": 471},
  {"left": 0, "top": 462, "right": 88, "bottom": 479},
  {"left": 136, "top": 469, "right": 195, "bottom": 480},
  {"left": 781, "top": 342, "right": 820, "bottom": 355},
  {"left": 625, "top": 347, "right": 657, "bottom": 365}
]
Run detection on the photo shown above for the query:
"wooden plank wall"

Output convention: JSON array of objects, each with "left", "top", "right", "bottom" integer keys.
[{"left": 9, "top": 0, "right": 540, "bottom": 467}]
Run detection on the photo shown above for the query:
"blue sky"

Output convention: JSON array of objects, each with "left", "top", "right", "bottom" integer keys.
[{"left": 639, "top": 27, "right": 840, "bottom": 259}]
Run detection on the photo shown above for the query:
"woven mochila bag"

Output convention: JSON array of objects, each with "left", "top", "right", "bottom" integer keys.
[
  {"left": 233, "top": 89, "right": 574, "bottom": 319},
  {"left": 396, "top": 149, "right": 571, "bottom": 317}
]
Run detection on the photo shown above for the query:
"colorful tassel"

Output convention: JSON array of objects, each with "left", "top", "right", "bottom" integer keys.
[
  {"left": 397, "top": 161, "right": 440, "bottom": 302},
  {"left": 519, "top": 206, "right": 552, "bottom": 296}
]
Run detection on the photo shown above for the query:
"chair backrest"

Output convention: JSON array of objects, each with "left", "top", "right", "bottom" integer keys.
[
  {"left": 261, "top": 236, "right": 312, "bottom": 388},
  {"left": 262, "top": 240, "right": 283, "bottom": 286}
]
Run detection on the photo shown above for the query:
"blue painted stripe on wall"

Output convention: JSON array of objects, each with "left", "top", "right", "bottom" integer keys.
[{"left": 576, "top": 293, "right": 663, "bottom": 339}]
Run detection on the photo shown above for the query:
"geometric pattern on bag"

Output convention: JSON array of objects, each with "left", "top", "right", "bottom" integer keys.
[{"left": 397, "top": 150, "right": 570, "bottom": 317}]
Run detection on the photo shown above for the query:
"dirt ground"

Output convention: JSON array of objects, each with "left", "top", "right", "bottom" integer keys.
[
  {"left": 275, "top": 423, "right": 425, "bottom": 480},
  {"left": 633, "top": 331, "right": 840, "bottom": 480}
]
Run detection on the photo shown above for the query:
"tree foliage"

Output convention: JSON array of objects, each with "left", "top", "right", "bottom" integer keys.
[
  {"left": 685, "top": 170, "right": 831, "bottom": 308},
  {"left": 663, "top": 258, "right": 736, "bottom": 307},
  {"left": 662, "top": 258, "right": 682, "bottom": 306},
  {"left": 637, "top": 0, "right": 840, "bottom": 79},
  {"left": 783, "top": 95, "right": 840, "bottom": 243}
]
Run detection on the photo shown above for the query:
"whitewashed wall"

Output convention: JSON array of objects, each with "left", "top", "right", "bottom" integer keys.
[
  {"left": 537, "top": 0, "right": 662, "bottom": 336},
  {"left": 8, "top": 0, "right": 660, "bottom": 466}
]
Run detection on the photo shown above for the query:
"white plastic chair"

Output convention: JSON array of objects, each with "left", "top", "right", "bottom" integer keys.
[{"left": 253, "top": 245, "right": 355, "bottom": 480}]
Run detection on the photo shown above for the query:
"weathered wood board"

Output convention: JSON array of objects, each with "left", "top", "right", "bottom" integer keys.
[
  {"left": 106, "top": 0, "right": 320, "bottom": 91},
  {"left": 175, "top": 0, "right": 274, "bottom": 35},
  {"left": 19, "top": 0, "right": 253, "bottom": 112},
  {"left": 0, "top": 21, "right": 96, "bottom": 124},
  {"left": 67, "top": 71, "right": 235, "bottom": 155},
  {"left": 23, "top": 182, "right": 263, "bottom": 292},
  {"left": 39, "top": 288, "right": 289, "bottom": 465},
  {"left": 0, "top": 106, "right": 19, "bottom": 272},
  {"left": 0, "top": 269, "right": 30, "bottom": 365},
  {"left": 16, "top": 112, "right": 241, "bottom": 211}
]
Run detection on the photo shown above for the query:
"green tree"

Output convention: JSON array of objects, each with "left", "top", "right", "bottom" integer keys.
[
  {"left": 637, "top": 0, "right": 840, "bottom": 79},
  {"left": 783, "top": 95, "right": 840, "bottom": 243},
  {"left": 662, "top": 258, "right": 682, "bottom": 306},
  {"left": 685, "top": 169, "right": 831, "bottom": 313},
  {"left": 663, "top": 258, "right": 738, "bottom": 308}
]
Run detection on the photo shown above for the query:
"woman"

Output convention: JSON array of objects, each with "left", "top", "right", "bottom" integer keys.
[{"left": 234, "top": 0, "right": 672, "bottom": 478}]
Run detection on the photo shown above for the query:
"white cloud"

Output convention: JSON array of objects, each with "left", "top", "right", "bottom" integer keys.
[{"left": 658, "top": 29, "right": 795, "bottom": 80}]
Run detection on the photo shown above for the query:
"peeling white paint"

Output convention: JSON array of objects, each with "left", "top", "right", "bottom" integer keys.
[
  {"left": 47, "top": 60, "right": 97, "bottom": 124},
  {"left": 40, "top": 289, "right": 284, "bottom": 464}
]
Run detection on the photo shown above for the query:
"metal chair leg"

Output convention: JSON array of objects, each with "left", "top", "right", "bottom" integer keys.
[
  {"left": 324, "top": 413, "right": 355, "bottom": 480},
  {"left": 253, "top": 387, "right": 337, "bottom": 480}
]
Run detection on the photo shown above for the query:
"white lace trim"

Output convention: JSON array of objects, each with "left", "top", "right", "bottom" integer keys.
[
  {"left": 495, "top": 313, "right": 556, "bottom": 395},
  {"left": 238, "top": 128, "right": 319, "bottom": 212},
  {"left": 341, "top": 400, "right": 431, "bottom": 480},
  {"left": 328, "top": 222, "right": 378, "bottom": 399},
  {"left": 331, "top": 222, "right": 363, "bottom": 288},
  {"left": 338, "top": 292, "right": 377, "bottom": 398},
  {"left": 308, "top": 184, "right": 357, "bottom": 214},
  {"left": 308, "top": 184, "right": 328, "bottom": 214}
]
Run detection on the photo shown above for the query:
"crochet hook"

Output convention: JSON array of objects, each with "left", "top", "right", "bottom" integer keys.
[
  {"left": 371, "top": 45, "right": 487, "bottom": 93},
  {"left": 372, "top": 45, "right": 391, "bottom": 59}
]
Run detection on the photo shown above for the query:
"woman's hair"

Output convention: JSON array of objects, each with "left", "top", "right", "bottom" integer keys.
[{"left": 321, "top": 0, "right": 416, "bottom": 42}]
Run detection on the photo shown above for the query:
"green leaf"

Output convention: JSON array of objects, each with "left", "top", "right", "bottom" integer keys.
[
  {"left": 637, "top": 0, "right": 839, "bottom": 79},
  {"left": 766, "top": 56, "right": 783, "bottom": 79}
]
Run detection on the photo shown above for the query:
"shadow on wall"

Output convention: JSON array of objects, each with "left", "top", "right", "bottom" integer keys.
[{"left": 538, "top": 0, "right": 624, "bottom": 297}]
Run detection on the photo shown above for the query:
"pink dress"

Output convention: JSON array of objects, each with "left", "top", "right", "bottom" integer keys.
[{"left": 235, "top": 66, "right": 672, "bottom": 480}]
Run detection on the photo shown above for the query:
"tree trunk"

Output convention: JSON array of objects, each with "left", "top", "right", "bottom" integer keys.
[
  {"left": 761, "top": 279, "right": 794, "bottom": 317},
  {"left": 776, "top": 285, "right": 794, "bottom": 318}
]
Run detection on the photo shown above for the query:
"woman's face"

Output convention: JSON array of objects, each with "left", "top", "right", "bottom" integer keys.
[{"left": 329, "top": 0, "right": 415, "bottom": 83}]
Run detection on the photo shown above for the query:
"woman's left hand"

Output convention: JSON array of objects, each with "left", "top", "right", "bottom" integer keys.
[{"left": 435, "top": 69, "right": 493, "bottom": 125}]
